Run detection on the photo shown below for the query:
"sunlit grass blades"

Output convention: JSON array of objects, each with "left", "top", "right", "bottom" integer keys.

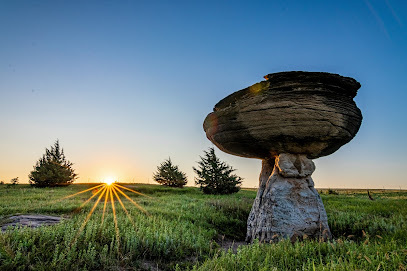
[{"left": 60, "top": 183, "right": 149, "bottom": 249}]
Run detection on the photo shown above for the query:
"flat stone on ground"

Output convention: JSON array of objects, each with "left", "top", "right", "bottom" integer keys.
[{"left": 1, "top": 215, "right": 62, "bottom": 231}]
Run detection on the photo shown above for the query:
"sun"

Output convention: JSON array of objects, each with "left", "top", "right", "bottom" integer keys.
[{"left": 103, "top": 177, "right": 115, "bottom": 185}]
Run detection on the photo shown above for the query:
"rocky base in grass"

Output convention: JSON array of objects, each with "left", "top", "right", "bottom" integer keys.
[
  {"left": 1, "top": 215, "right": 62, "bottom": 231},
  {"left": 246, "top": 154, "right": 331, "bottom": 243}
]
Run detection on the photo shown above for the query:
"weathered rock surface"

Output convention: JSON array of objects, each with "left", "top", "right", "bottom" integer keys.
[
  {"left": 246, "top": 154, "right": 331, "bottom": 243},
  {"left": 202, "top": 71, "right": 362, "bottom": 243},
  {"left": 204, "top": 71, "right": 362, "bottom": 159},
  {"left": 1, "top": 215, "right": 62, "bottom": 231}
]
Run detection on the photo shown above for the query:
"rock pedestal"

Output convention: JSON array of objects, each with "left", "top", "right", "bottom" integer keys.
[
  {"left": 246, "top": 154, "right": 331, "bottom": 243},
  {"left": 202, "top": 71, "right": 362, "bottom": 243}
]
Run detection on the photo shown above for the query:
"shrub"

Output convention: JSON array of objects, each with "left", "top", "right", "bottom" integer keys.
[
  {"left": 193, "top": 147, "right": 242, "bottom": 195},
  {"left": 327, "top": 188, "right": 339, "bottom": 195},
  {"left": 29, "top": 140, "right": 77, "bottom": 187},
  {"left": 10, "top": 177, "right": 19, "bottom": 185},
  {"left": 153, "top": 158, "right": 188, "bottom": 188},
  {"left": 6, "top": 177, "right": 19, "bottom": 188}
]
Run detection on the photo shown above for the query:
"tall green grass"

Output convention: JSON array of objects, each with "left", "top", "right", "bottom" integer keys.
[
  {"left": 192, "top": 190, "right": 407, "bottom": 271},
  {"left": 192, "top": 238, "right": 406, "bottom": 271},
  {"left": 0, "top": 184, "right": 406, "bottom": 270}
]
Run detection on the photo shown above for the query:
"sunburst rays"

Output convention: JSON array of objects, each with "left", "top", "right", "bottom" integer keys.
[
  {"left": 101, "top": 185, "right": 110, "bottom": 225},
  {"left": 63, "top": 183, "right": 149, "bottom": 251}
]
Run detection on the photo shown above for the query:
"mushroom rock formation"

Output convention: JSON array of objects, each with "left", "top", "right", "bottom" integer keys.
[{"left": 203, "top": 71, "right": 362, "bottom": 243}]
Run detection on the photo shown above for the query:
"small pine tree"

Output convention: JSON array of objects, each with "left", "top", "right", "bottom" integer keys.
[
  {"left": 29, "top": 140, "right": 77, "bottom": 187},
  {"left": 153, "top": 158, "right": 188, "bottom": 188},
  {"left": 193, "top": 147, "right": 242, "bottom": 195}
]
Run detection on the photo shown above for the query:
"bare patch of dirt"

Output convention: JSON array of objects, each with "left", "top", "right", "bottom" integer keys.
[
  {"left": 216, "top": 234, "right": 247, "bottom": 253},
  {"left": 139, "top": 260, "right": 162, "bottom": 271}
]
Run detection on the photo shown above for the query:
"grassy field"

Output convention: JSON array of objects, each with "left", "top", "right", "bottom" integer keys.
[{"left": 0, "top": 184, "right": 406, "bottom": 270}]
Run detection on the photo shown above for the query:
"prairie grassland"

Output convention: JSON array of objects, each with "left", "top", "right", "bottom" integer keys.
[{"left": 0, "top": 184, "right": 406, "bottom": 270}]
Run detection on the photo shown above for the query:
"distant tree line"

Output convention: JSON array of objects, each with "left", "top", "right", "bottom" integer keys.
[{"left": 0, "top": 177, "right": 19, "bottom": 187}]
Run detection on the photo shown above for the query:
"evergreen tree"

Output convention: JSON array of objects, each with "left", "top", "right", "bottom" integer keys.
[
  {"left": 29, "top": 140, "right": 77, "bottom": 187},
  {"left": 193, "top": 147, "right": 242, "bottom": 194},
  {"left": 153, "top": 158, "right": 188, "bottom": 187}
]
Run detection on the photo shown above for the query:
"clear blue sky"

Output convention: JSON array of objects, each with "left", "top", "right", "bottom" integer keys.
[{"left": 1, "top": 0, "right": 406, "bottom": 188}]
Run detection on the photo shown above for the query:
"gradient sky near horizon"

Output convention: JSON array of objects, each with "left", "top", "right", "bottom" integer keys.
[{"left": 1, "top": 0, "right": 406, "bottom": 189}]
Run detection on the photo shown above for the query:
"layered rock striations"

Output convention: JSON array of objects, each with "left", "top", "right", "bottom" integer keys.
[
  {"left": 204, "top": 71, "right": 362, "bottom": 160},
  {"left": 203, "top": 71, "right": 362, "bottom": 243}
]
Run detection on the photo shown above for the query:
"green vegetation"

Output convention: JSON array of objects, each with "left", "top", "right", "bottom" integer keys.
[
  {"left": 153, "top": 158, "right": 188, "bottom": 188},
  {"left": 0, "top": 185, "right": 406, "bottom": 270},
  {"left": 29, "top": 140, "right": 77, "bottom": 187},
  {"left": 195, "top": 190, "right": 407, "bottom": 271},
  {"left": 193, "top": 148, "right": 242, "bottom": 195}
]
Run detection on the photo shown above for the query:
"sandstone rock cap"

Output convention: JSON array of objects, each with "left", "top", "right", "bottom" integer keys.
[{"left": 204, "top": 71, "right": 362, "bottom": 159}]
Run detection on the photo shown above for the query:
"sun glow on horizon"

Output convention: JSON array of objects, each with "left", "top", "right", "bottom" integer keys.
[{"left": 103, "top": 177, "right": 116, "bottom": 185}]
